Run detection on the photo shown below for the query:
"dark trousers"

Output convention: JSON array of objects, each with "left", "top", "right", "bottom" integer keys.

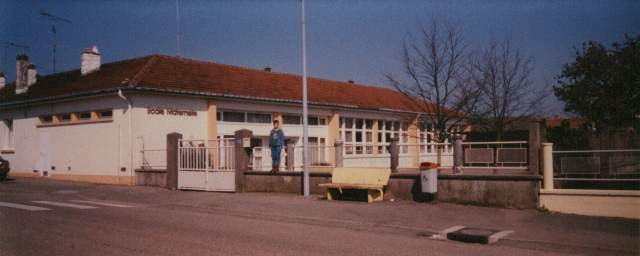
[{"left": 271, "top": 146, "right": 282, "bottom": 165}]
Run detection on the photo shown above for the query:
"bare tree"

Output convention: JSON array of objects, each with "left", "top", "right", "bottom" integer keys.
[
  {"left": 471, "top": 40, "right": 546, "bottom": 140},
  {"left": 387, "top": 19, "right": 478, "bottom": 143}
]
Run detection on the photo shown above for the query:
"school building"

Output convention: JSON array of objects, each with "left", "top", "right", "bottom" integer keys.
[{"left": 0, "top": 47, "right": 456, "bottom": 185}]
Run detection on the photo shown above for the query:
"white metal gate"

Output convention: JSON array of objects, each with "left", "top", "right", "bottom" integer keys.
[{"left": 178, "top": 139, "right": 235, "bottom": 191}]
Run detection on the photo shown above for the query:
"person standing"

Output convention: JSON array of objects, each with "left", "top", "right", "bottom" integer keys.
[{"left": 269, "top": 120, "right": 285, "bottom": 173}]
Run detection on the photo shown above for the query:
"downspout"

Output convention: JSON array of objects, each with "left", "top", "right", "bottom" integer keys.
[{"left": 118, "top": 89, "right": 134, "bottom": 185}]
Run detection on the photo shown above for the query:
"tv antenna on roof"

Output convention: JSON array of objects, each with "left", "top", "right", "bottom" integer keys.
[
  {"left": 2, "top": 41, "right": 29, "bottom": 73},
  {"left": 40, "top": 10, "right": 71, "bottom": 73},
  {"left": 175, "top": 0, "right": 182, "bottom": 57}
]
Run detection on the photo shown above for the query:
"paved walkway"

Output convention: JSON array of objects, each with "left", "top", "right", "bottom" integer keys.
[{"left": 1, "top": 177, "right": 638, "bottom": 255}]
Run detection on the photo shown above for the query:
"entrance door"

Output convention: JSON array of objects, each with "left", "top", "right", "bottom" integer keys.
[
  {"left": 178, "top": 139, "right": 235, "bottom": 192},
  {"left": 205, "top": 139, "right": 235, "bottom": 192},
  {"left": 177, "top": 140, "right": 206, "bottom": 190}
]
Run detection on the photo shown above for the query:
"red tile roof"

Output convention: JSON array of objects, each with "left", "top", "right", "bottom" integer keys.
[
  {"left": 0, "top": 54, "right": 432, "bottom": 113},
  {"left": 545, "top": 117, "right": 585, "bottom": 129}
]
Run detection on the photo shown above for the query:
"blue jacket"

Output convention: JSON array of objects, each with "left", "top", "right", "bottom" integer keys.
[{"left": 269, "top": 128, "right": 285, "bottom": 147}]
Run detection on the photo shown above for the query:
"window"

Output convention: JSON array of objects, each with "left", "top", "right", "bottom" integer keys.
[
  {"left": 216, "top": 111, "right": 221, "bottom": 121},
  {"left": 98, "top": 110, "right": 113, "bottom": 119},
  {"left": 308, "top": 116, "right": 319, "bottom": 125},
  {"left": 283, "top": 115, "right": 301, "bottom": 125},
  {"left": 37, "top": 109, "right": 113, "bottom": 127},
  {"left": 59, "top": 113, "right": 72, "bottom": 123},
  {"left": 340, "top": 117, "right": 375, "bottom": 155},
  {"left": 0, "top": 119, "right": 13, "bottom": 149},
  {"left": 40, "top": 115, "right": 53, "bottom": 124},
  {"left": 247, "top": 113, "right": 271, "bottom": 123},
  {"left": 77, "top": 112, "right": 91, "bottom": 120},
  {"left": 222, "top": 111, "right": 245, "bottom": 122}
]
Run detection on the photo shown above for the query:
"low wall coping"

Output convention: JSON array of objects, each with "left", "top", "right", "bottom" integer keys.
[
  {"left": 134, "top": 169, "right": 168, "bottom": 173},
  {"left": 392, "top": 172, "right": 542, "bottom": 181},
  {"left": 540, "top": 189, "right": 640, "bottom": 197},
  {"left": 244, "top": 171, "right": 331, "bottom": 178},
  {"left": 244, "top": 171, "right": 541, "bottom": 181}
]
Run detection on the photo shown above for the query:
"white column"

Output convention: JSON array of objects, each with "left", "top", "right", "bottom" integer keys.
[{"left": 542, "top": 143, "right": 554, "bottom": 190}]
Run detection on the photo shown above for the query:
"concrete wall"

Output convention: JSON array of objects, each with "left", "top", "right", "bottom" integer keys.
[
  {"left": 435, "top": 175, "right": 541, "bottom": 209},
  {"left": 540, "top": 189, "right": 640, "bottom": 219},
  {"left": 135, "top": 169, "right": 167, "bottom": 187},
  {"left": 244, "top": 171, "right": 331, "bottom": 195},
  {"left": 243, "top": 171, "right": 542, "bottom": 209}
]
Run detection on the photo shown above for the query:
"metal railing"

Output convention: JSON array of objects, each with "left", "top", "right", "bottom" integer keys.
[
  {"left": 553, "top": 149, "right": 640, "bottom": 181},
  {"left": 251, "top": 145, "right": 335, "bottom": 172},
  {"left": 461, "top": 141, "right": 529, "bottom": 170},
  {"left": 178, "top": 139, "right": 235, "bottom": 171},
  {"left": 139, "top": 149, "right": 167, "bottom": 170},
  {"left": 293, "top": 145, "right": 335, "bottom": 169}
]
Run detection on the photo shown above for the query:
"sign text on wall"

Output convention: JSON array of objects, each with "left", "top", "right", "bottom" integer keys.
[{"left": 147, "top": 108, "right": 197, "bottom": 117}]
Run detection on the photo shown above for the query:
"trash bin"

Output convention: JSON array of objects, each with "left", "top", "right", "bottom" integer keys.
[{"left": 420, "top": 162, "right": 439, "bottom": 193}]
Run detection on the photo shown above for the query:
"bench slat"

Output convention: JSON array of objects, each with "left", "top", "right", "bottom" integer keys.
[
  {"left": 330, "top": 167, "right": 391, "bottom": 186},
  {"left": 319, "top": 183, "right": 383, "bottom": 190}
]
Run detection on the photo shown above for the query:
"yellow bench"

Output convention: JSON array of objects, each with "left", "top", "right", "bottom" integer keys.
[{"left": 319, "top": 168, "right": 391, "bottom": 203}]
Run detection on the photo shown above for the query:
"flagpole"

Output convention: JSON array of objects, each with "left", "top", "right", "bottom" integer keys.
[{"left": 301, "top": 0, "right": 310, "bottom": 197}]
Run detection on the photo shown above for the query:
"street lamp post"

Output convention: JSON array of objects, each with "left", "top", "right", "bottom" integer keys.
[{"left": 301, "top": 0, "right": 310, "bottom": 197}]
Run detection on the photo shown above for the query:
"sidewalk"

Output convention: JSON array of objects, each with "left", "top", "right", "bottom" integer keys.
[{"left": 4, "top": 177, "right": 639, "bottom": 255}]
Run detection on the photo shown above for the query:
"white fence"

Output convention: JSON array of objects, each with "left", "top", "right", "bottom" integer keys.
[
  {"left": 251, "top": 145, "right": 335, "bottom": 172},
  {"left": 179, "top": 139, "right": 235, "bottom": 171},
  {"left": 177, "top": 139, "right": 236, "bottom": 191},
  {"left": 552, "top": 149, "right": 640, "bottom": 181},
  {"left": 251, "top": 141, "right": 457, "bottom": 171}
]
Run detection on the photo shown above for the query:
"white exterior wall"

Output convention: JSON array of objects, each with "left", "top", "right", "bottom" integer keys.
[
  {"left": 0, "top": 96, "right": 128, "bottom": 178},
  {"left": 131, "top": 94, "right": 208, "bottom": 170}
]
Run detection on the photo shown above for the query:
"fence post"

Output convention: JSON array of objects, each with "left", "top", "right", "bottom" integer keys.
[
  {"left": 390, "top": 137, "right": 399, "bottom": 172},
  {"left": 542, "top": 143, "right": 554, "bottom": 190},
  {"left": 528, "top": 121, "right": 542, "bottom": 175},
  {"left": 334, "top": 140, "right": 343, "bottom": 167},
  {"left": 286, "top": 143, "right": 295, "bottom": 171},
  {"left": 166, "top": 132, "right": 182, "bottom": 190},
  {"left": 234, "top": 129, "right": 253, "bottom": 192},
  {"left": 453, "top": 135, "right": 463, "bottom": 174}
]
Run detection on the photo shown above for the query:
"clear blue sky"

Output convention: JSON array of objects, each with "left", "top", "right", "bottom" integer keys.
[{"left": 1, "top": 0, "right": 638, "bottom": 115}]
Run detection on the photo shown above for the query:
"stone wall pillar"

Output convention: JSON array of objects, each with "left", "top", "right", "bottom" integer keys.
[
  {"left": 234, "top": 129, "right": 253, "bottom": 192},
  {"left": 528, "top": 121, "right": 542, "bottom": 175},
  {"left": 286, "top": 143, "right": 295, "bottom": 171},
  {"left": 453, "top": 135, "right": 463, "bottom": 174},
  {"left": 389, "top": 137, "right": 399, "bottom": 172},
  {"left": 166, "top": 132, "right": 182, "bottom": 190},
  {"left": 407, "top": 117, "right": 420, "bottom": 167}
]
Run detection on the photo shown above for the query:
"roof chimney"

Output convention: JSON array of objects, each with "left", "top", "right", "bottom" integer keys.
[
  {"left": 0, "top": 72, "right": 5, "bottom": 89},
  {"left": 27, "top": 64, "right": 37, "bottom": 86},
  {"left": 15, "top": 54, "right": 29, "bottom": 94},
  {"left": 264, "top": 66, "right": 272, "bottom": 72},
  {"left": 81, "top": 46, "right": 101, "bottom": 75}
]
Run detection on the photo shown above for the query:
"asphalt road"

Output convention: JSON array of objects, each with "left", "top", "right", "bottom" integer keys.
[{"left": 1, "top": 178, "right": 638, "bottom": 256}]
